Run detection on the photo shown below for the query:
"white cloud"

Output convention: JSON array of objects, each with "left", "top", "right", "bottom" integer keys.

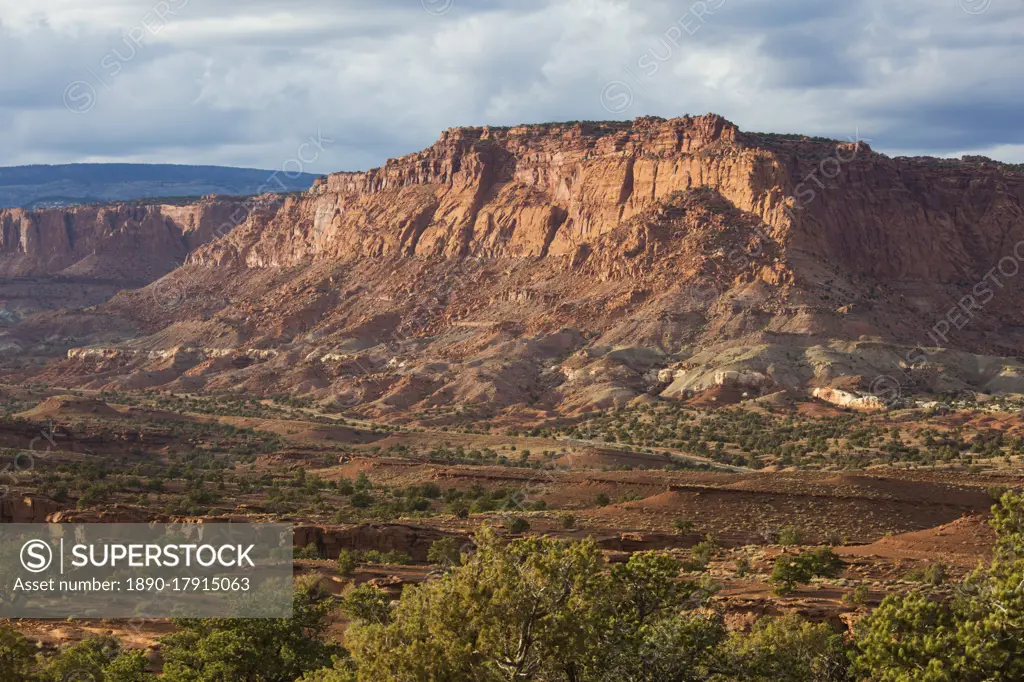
[{"left": 0, "top": 0, "right": 1021, "bottom": 171}]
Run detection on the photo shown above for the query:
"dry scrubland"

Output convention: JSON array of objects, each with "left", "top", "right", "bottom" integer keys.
[{"left": 2, "top": 386, "right": 1024, "bottom": 679}]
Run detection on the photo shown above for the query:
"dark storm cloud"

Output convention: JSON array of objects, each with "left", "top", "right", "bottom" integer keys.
[
  {"left": 872, "top": 100, "right": 1024, "bottom": 153},
  {"left": 0, "top": 0, "right": 1021, "bottom": 170},
  {"left": 757, "top": 31, "right": 864, "bottom": 88}
]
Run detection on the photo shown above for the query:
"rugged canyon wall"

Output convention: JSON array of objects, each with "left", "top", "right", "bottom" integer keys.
[
  {"left": 9, "top": 115, "right": 1024, "bottom": 411},
  {"left": 0, "top": 196, "right": 263, "bottom": 317},
  {"left": 766, "top": 139, "right": 1024, "bottom": 284},
  {"left": 191, "top": 115, "right": 799, "bottom": 268},
  {"left": 190, "top": 114, "right": 1024, "bottom": 292},
  {"left": 0, "top": 197, "right": 254, "bottom": 282},
  {"left": 180, "top": 114, "right": 1024, "bottom": 355}
]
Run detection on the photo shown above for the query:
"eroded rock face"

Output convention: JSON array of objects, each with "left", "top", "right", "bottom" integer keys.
[
  {"left": 0, "top": 197, "right": 257, "bottom": 280},
  {"left": 0, "top": 495, "right": 63, "bottom": 523},
  {"left": 191, "top": 114, "right": 1024, "bottom": 295},
  {"left": 46, "top": 507, "right": 153, "bottom": 524},
  {"left": 180, "top": 114, "right": 1024, "bottom": 360},
  {"left": 190, "top": 115, "right": 798, "bottom": 267},
  {"left": 0, "top": 197, "right": 256, "bottom": 315},
  {"left": 8, "top": 115, "right": 1024, "bottom": 411},
  {"left": 812, "top": 387, "right": 887, "bottom": 412},
  {"left": 292, "top": 524, "right": 461, "bottom": 561}
]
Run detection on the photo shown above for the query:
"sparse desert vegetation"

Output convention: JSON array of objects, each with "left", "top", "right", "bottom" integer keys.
[
  {"left": 4, "top": 492, "right": 1024, "bottom": 681},
  {"left": 2, "top": 381, "right": 1024, "bottom": 679}
]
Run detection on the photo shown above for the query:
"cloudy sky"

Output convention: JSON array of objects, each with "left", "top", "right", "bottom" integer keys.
[{"left": 1, "top": 0, "right": 1021, "bottom": 174}]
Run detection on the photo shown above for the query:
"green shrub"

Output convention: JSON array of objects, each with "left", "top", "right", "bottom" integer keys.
[
  {"left": 342, "top": 584, "right": 392, "bottom": 626},
  {"left": 336, "top": 549, "right": 359, "bottom": 578},
  {"left": 778, "top": 525, "right": 804, "bottom": 547},
  {"left": 771, "top": 548, "right": 843, "bottom": 595},
  {"left": 39, "top": 636, "right": 149, "bottom": 682},
  {"left": 674, "top": 519, "right": 695, "bottom": 534},
  {"left": 350, "top": 490, "right": 373, "bottom": 508},
  {"left": 905, "top": 561, "right": 947, "bottom": 586},
  {"left": 345, "top": 527, "right": 726, "bottom": 682},
  {"left": 448, "top": 501, "right": 470, "bottom": 519},
  {"left": 427, "top": 538, "right": 461, "bottom": 567},
  {"left": 987, "top": 485, "right": 1009, "bottom": 501},
  {"left": 362, "top": 550, "right": 413, "bottom": 566},
  {"left": 843, "top": 584, "right": 870, "bottom": 607},
  {"left": 507, "top": 517, "right": 531, "bottom": 534},
  {"left": 296, "top": 543, "right": 322, "bottom": 560},
  {"left": 160, "top": 580, "right": 343, "bottom": 681},
  {"left": 722, "top": 614, "right": 849, "bottom": 681},
  {"left": 0, "top": 625, "right": 37, "bottom": 682},
  {"left": 684, "top": 535, "right": 719, "bottom": 572}
]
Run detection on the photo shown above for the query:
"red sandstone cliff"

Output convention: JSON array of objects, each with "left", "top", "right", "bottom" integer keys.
[
  {"left": 0, "top": 196, "right": 255, "bottom": 283},
  {"left": 190, "top": 115, "right": 1023, "bottom": 290},
  {"left": 191, "top": 115, "right": 798, "bottom": 267},
  {"left": 0, "top": 196, "right": 269, "bottom": 317},
  {"left": 10, "top": 115, "right": 1024, "bottom": 410}
]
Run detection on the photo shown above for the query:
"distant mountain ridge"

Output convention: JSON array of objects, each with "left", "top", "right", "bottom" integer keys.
[{"left": 0, "top": 163, "right": 321, "bottom": 208}]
